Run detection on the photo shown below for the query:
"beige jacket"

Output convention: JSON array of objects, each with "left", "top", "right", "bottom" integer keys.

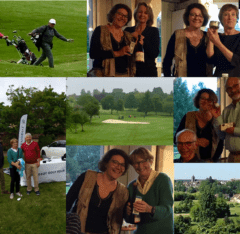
[
  {"left": 77, "top": 170, "right": 129, "bottom": 234},
  {"left": 100, "top": 25, "right": 136, "bottom": 77}
]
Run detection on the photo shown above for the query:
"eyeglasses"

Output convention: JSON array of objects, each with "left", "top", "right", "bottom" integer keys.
[
  {"left": 177, "top": 141, "right": 196, "bottom": 147},
  {"left": 116, "top": 11, "right": 128, "bottom": 20},
  {"left": 189, "top": 13, "right": 203, "bottom": 19},
  {"left": 200, "top": 97, "right": 213, "bottom": 103},
  {"left": 133, "top": 159, "right": 148, "bottom": 167},
  {"left": 226, "top": 83, "right": 240, "bottom": 93},
  {"left": 111, "top": 159, "right": 125, "bottom": 168}
]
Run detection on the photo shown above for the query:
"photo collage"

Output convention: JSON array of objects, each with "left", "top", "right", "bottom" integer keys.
[{"left": 0, "top": 0, "right": 240, "bottom": 234}]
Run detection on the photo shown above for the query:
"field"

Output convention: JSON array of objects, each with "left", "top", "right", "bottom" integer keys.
[
  {"left": 0, "top": 155, "right": 66, "bottom": 234},
  {"left": 67, "top": 109, "right": 173, "bottom": 145},
  {"left": 174, "top": 200, "right": 240, "bottom": 230},
  {"left": 0, "top": 1, "right": 86, "bottom": 77}
]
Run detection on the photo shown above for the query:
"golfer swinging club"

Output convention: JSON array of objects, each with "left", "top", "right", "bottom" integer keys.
[{"left": 28, "top": 19, "right": 73, "bottom": 68}]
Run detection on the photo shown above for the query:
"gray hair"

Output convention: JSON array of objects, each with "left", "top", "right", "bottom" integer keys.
[
  {"left": 176, "top": 129, "right": 197, "bottom": 142},
  {"left": 25, "top": 133, "right": 32, "bottom": 138}
]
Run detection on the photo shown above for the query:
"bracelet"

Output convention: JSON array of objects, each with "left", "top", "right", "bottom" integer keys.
[{"left": 151, "top": 206, "right": 156, "bottom": 215}]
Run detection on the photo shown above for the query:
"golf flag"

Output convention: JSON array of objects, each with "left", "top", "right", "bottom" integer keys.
[{"left": 18, "top": 114, "right": 28, "bottom": 148}]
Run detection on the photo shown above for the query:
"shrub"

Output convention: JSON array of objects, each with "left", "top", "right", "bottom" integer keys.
[{"left": 38, "top": 134, "right": 55, "bottom": 150}]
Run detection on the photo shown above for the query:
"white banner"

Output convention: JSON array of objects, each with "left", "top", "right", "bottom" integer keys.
[
  {"left": 20, "top": 159, "right": 66, "bottom": 186},
  {"left": 18, "top": 114, "right": 28, "bottom": 148}
]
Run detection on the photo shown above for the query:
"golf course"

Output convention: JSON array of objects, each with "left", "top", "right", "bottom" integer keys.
[
  {"left": 0, "top": 0, "right": 86, "bottom": 77},
  {"left": 67, "top": 108, "right": 173, "bottom": 145}
]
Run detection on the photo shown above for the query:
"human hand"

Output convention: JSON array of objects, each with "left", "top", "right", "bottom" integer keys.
[
  {"left": 3, "top": 36, "right": 8, "bottom": 39},
  {"left": 197, "top": 138, "right": 209, "bottom": 148},
  {"left": 37, "top": 161, "right": 40, "bottom": 168},
  {"left": 17, "top": 165, "right": 21, "bottom": 170},
  {"left": 138, "top": 35, "right": 144, "bottom": 45},
  {"left": 132, "top": 31, "right": 139, "bottom": 39},
  {"left": 126, "top": 202, "right": 132, "bottom": 216},
  {"left": 207, "top": 28, "right": 221, "bottom": 47},
  {"left": 209, "top": 104, "right": 221, "bottom": 118},
  {"left": 67, "top": 39, "right": 74, "bottom": 43},
  {"left": 115, "top": 46, "right": 131, "bottom": 57},
  {"left": 225, "top": 127, "right": 235, "bottom": 135},
  {"left": 133, "top": 200, "right": 152, "bottom": 213}
]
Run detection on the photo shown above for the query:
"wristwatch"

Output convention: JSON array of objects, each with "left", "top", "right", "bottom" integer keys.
[{"left": 151, "top": 206, "right": 156, "bottom": 215}]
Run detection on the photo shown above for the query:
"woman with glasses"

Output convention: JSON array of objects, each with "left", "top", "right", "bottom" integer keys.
[
  {"left": 125, "top": 2, "right": 160, "bottom": 77},
  {"left": 174, "top": 89, "right": 224, "bottom": 162},
  {"left": 125, "top": 147, "right": 173, "bottom": 234},
  {"left": 163, "top": 3, "right": 210, "bottom": 77},
  {"left": 207, "top": 4, "right": 240, "bottom": 76},
  {"left": 89, "top": 4, "right": 135, "bottom": 77},
  {"left": 66, "top": 148, "right": 129, "bottom": 234}
]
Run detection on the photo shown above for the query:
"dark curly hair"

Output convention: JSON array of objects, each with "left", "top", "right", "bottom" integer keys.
[
  {"left": 218, "top": 4, "right": 239, "bottom": 26},
  {"left": 98, "top": 148, "right": 129, "bottom": 175},
  {"left": 183, "top": 3, "right": 209, "bottom": 27},
  {"left": 193, "top": 88, "right": 218, "bottom": 109},
  {"left": 107, "top": 4, "right": 132, "bottom": 25},
  {"left": 134, "top": 2, "right": 154, "bottom": 27}
]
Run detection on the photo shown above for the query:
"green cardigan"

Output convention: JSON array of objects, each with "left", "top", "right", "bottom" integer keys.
[
  {"left": 7, "top": 148, "right": 23, "bottom": 168},
  {"left": 125, "top": 173, "right": 173, "bottom": 234}
]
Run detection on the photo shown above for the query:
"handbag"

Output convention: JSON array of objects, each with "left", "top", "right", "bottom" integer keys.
[{"left": 87, "top": 68, "right": 104, "bottom": 77}]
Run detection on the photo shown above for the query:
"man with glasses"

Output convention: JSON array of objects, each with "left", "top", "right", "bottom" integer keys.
[
  {"left": 175, "top": 129, "right": 200, "bottom": 162},
  {"left": 211, "top": 77, "right": 240, "bottom": 162}
]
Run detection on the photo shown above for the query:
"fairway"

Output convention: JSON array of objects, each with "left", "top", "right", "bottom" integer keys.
[
  {"left": 67, "top": 110, "right": 173, "bottom": 145},
  {"left": 0, "top": 1, "right": 86, "bottom": 77},
  {"left": 1, "top": 156, "right": 66, "bottom": 234}
]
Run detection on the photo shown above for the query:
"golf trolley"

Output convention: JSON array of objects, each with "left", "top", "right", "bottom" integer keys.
[{"left": 5, "top": 30, "right": 38, "bottom": 65}]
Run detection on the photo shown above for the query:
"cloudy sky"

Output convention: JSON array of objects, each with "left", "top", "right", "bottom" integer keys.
[
  {"left": 67, "top": 78, "right": 174, "bottom": 95},
  {"left": 0, "top": 78, "right": 66, "bottom": 106}
]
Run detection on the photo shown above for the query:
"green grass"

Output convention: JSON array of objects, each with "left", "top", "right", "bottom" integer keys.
[
  {"left": 1, "top": 155, "right": 66, "bottom": 234},
  {"left": 67, "top": 109, "right": 173, "bottom": 145},
  {"left": 0, "top": 1, "right": 86, "bottom": 77}
]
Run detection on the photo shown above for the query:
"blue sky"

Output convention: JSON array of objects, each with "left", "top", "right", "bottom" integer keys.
[{"left": 175, "top": 164, "right": 240, "bottom": 181}]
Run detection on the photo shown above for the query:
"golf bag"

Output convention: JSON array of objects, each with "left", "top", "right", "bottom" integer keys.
[{"left": 6, "top": 31, "right": 37, "bottom": 65}]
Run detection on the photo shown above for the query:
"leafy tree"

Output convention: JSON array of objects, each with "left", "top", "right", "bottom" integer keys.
[
  {"left": 2, "top": 85, "right": 66, "bottom": 136},
  {"left": 124, "top": 93, "right": 138, "bottom": 109},
  {"left": 215, "top": 197, "right": 230, "bottom": 218},
  {"left": 190, "top": 203, "right": 201, "bottom": 222},
  {"left": 101, "top": 95, "right": 115, "bottom": 114},
  {"left": 115, "top": 99, "right": 124, "bottom": 113},
  {"left": 71, "top": 111, "right": 89, "bottom": 132},
  {"left": 174, "top": 215, "right": 191, "bottom": 234},
  {"left": 187, "top": 186, "right": 197, "bottom": 193},
  {"left": 163, "top": 101, "right": 173, "bottom": 116},
  {"left": 175, "top": 181, "right": 186, "bottom": 192},
  {"left": 152, "top": 96, "right": 162, "bottom": 115},
  {"left": 84, "top": 102, "right": 100, "bottom": 123},
  {"left": 138, "top": 91, "right": 154, "bottom": 116},
  {"left": 199, "top": 186, "right": 217, "bottom": 223}
]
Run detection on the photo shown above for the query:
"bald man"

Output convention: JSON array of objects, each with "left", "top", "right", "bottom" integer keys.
[
  {"left": 175, "top": 129, "right": 201, "bottom": 163},
  {"left": 211, "top": 77, "right": 240, "bottom": 162}
]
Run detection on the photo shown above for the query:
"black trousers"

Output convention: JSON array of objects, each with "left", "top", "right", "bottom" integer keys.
[{"left": 10, "top": 167, "right": 20, "bottom": 193}]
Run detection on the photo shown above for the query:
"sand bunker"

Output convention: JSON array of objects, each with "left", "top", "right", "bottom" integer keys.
[{"left": 102, "top": 119, "right": 150, "bottom": 124}]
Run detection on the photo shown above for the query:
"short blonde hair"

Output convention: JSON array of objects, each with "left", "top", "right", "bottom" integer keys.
[
  {"left": 10, "top": 138, "right": 18, "bottom": 146},
  {"left": 129, "top": 147, "right": 154, "bottom": 165}
]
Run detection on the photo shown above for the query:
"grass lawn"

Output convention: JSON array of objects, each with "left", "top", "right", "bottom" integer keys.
[
  {"left": 1, "top": 155, "right": 66, "bottom": 234},
  {"left": 67, "top": 109, "right": 173, "bottom": 145},
  {"left": 0, "top": 1, "right": 86, "bottom": 77}
]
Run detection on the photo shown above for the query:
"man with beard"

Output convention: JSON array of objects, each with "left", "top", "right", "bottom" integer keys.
[
  {"left": 211, "top": 77, "right": 240, "bottom": 162},
  {"left": 175, "top": 129, "right": 200, "bottom": 162}
]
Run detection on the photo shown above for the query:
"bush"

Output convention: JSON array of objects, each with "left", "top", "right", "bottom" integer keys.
[
  {"left": 38, "top": 134, "right": 55, "bottom": 150},
  {"left": 216, "top": 197, "right": 230, "bottom": 218},
  {"left": 229, "top": 203, "right": 235, "bottom": 208},
  {"left": 174, "top": 215, "right": 191, "bottom": 234},
  {"left": 2, "top": 132, "right": 18, "bottom": 151},
  {"left": 190, "top": 203, "right": 201, "bottom": 222},
  {"left": 175, "top": 192, "right": 195, "bottom": 201}
]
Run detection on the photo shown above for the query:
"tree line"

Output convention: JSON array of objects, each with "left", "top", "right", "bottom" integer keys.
[{"left": 67, "top": 87, "right": 173, "bottom": 132}]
